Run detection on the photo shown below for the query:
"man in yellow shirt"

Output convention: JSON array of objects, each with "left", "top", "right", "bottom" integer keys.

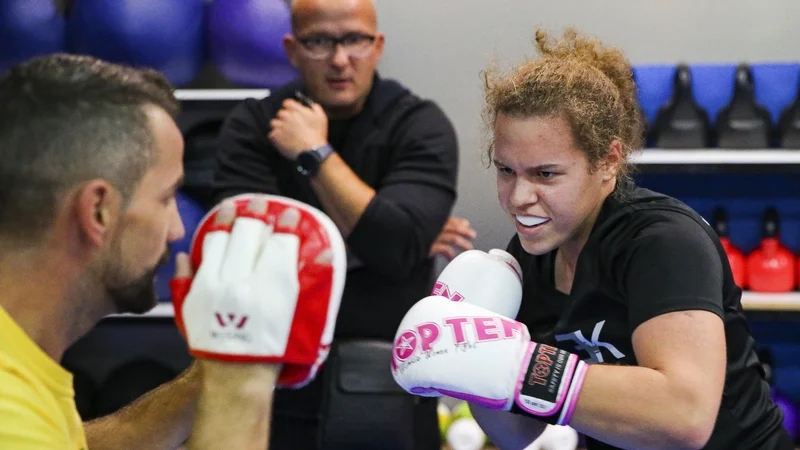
[{"left": 0, "top": 53, "right": 289, "bottom": 449}]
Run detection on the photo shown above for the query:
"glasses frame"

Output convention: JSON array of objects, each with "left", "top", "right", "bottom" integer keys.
[{"left": 296, "top": 33, "right": 377, "bottom": 60}]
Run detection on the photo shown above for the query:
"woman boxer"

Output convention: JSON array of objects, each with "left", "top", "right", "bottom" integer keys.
[
  {"left": 391, "top": 28, "right": 792, "bottom": 450},
  {"left": 474, "top": 27, "right": 791, "bottom": 450}
]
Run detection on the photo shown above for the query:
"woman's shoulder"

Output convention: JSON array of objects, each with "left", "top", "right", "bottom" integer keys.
[{"left": 599, "top": 187, "right": 712, "bottom": 240}]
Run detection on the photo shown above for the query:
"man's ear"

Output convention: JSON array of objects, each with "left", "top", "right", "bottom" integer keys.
[
  {"left": 283, "top": 34, "right": 300, "bottom": 68},
  {"left": 372, "top": 32, "right": 386, "bottom": 63},
  {"left": 76, "top": 180, "right": 122, "bottom": 247}
]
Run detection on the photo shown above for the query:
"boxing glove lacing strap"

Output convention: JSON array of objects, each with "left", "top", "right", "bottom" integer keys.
[{"left": 510, "top": 342, "right": 588, "bottom": 426}]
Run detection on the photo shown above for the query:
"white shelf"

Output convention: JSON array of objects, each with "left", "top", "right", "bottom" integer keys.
[
  {"left": 741, "top": 292, "right": 800, "bottom": 311},
  {"left": 174, "top": 89, "right": 270, "bottom": 101},
  {"left": 103, "top": 292, "right": 800, "bottom": 320},
  {"left": 107, "top": 302, "right": 175, "bottom": 319},
  {"left": 632, "top": 149, "right": 800, "bottom": 165}
]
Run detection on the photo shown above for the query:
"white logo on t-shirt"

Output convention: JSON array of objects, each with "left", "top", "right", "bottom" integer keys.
[{"left": 554, "top": 320, "right": 626, "bottom": 363}]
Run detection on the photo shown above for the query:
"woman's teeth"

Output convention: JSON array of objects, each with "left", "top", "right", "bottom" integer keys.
[{"left": 516, "top": 215, "right": 549, "bottom": 227}]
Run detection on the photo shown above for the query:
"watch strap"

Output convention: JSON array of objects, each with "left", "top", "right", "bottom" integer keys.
[{"left": 313, "top": 143, "right": 334, "bottom": 161}]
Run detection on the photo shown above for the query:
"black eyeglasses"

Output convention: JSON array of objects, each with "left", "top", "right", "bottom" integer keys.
[{"left": 297, "top": 33, "right": 377, "bottom": 60}]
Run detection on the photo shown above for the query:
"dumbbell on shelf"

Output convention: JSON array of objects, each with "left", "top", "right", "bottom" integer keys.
[
  {"left": 652, "top": 64, "right": 712, "bottom": 149},
  {"left": 747, "top": 207, "right": 797, "bottom": 293},
  {"left": 716, "top": 64, "right": 772, "bottom": 149}
]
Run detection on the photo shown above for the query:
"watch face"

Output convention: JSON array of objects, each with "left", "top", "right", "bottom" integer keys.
[{"left": 297, "top": 151, "right": 320, "bottom": 175}]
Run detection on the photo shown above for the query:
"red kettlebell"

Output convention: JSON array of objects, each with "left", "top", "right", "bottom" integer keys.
[
  {"left": 712, "top": 207, "right": 747, "bottom": 289},
  {"left": 747, "top": 207, "right": 796, "bottom": 292}
]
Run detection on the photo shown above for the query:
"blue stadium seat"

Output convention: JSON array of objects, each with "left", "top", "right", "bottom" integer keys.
[
  {"left": 751, "top": 63, "right": 800, "bottom": 125},
  {"left": 688, "top": 63, "right": 738, "bottom": 125},
  {"left": 0, "top": 0, "right": 66, "bottom": 73},
  {"left": 67, "top": 0, "right": 205, "bottom": 87},
  {"left": 207, "top": 0, "right": 299, "bottom": 88},
  {"left": 154, "top": 191, "right": 207, "bottom": 301}
]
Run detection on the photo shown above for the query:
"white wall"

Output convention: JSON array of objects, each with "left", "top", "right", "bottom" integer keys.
[{"left": 375, "top": 0, "right": 800, "bottom": 251}]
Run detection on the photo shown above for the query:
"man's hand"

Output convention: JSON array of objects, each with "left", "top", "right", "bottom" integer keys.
[
  {"left": 171, "top": 193, "right": 347, "bottom": 388},
  {"left": 429, "top": 216, "right": 478, "bottom": 261},
  {"left": 269, "top": 98, "right": 329, "bottom": 160},
  {"left": 169, "top": 194, "right": 347, "bottom": 450}
]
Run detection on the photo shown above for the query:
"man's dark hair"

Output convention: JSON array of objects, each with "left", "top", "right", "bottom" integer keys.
[{"left": 0, "top": 53, "right": 179, "bottom": 244}]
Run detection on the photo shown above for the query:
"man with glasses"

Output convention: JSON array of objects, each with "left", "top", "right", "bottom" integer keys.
[{"left": 211, "top": 0, "right": 463, "bottom": 448}]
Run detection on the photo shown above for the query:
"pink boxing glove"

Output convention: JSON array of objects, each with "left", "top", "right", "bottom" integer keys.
[
  {"left": 432, "top": 249, "right": 523, "bottom": 319},
  {"left": 391, "top": 296, "right": 588, "bottom": 426}
]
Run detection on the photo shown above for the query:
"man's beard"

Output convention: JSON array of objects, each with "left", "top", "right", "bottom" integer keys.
[{"left": 104, "top": 248, "right": 171, "bottom": 315}]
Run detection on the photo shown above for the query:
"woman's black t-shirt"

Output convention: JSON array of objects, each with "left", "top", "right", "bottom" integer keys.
[{"left": 507, "top": 187, "right": 790, "bottom": 449}]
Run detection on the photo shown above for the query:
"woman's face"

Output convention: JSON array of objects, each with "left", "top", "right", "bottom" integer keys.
[{"left": 493, "top": 113, "right": 617, "bottom": 257}]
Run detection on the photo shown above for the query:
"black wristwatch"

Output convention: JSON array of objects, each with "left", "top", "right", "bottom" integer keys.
[{"left": 295, "top": 143, "right": 334, "bottom": 176}]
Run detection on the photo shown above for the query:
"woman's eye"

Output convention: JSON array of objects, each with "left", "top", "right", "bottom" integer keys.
[{"left": 497, "top": 166, "right": 514, "bottom": 175}]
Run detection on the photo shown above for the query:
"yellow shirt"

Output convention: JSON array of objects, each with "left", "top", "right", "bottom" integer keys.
[{"left": 0, "top": 306, "right": 87, "bottom": 449}]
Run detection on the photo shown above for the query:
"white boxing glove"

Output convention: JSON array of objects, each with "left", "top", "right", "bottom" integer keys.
[
  {"left": 391, "top": 296, "right": 588, "bottom": 426},
  {"left": 432, "top": 249, "right": 523, "bottom": 319}
]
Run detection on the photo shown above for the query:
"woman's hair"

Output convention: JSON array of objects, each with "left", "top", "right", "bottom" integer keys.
[{"left": 482, "top": 27, "right": 644, "bottom": 194}]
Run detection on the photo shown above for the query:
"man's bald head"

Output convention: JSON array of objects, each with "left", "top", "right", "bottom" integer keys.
[
  {"left": 290, "top": 0, "right": 377, "bottom": 33},
  {"left": 283, "top": 0, "right": 384, "bottom": 119}
]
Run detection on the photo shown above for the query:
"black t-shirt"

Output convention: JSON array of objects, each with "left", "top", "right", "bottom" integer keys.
[{"left": 507, "top": 187, "right": 791, "bottom": 450}]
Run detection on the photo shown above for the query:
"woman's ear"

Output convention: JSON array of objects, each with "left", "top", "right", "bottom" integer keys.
[{"left": 602, "top": 139, "right": 623, "bottom": 181}]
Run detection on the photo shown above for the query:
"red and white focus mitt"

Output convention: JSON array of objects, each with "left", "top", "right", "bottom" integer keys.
[{"left": 170, "top": 194, "right": 347, "bottom": 388}]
